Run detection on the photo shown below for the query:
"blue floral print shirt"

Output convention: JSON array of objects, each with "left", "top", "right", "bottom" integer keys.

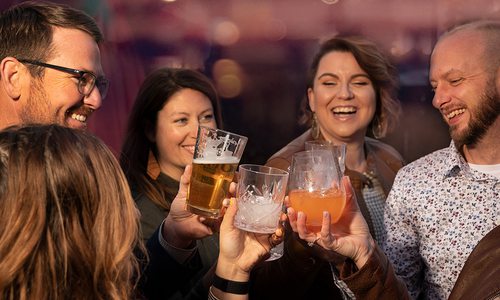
[{"left": 382, "top": 142, "right": 499, "bottom": 299}]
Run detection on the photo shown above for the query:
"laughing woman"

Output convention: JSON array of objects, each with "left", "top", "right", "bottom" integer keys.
[{"left": 250, "top": 36, "right": 405, "bottom": 299}]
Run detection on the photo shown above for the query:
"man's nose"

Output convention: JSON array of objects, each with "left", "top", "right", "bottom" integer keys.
[
  {"left": 84, "top": 86, "right": 103, "bottom": 110},
  {"left": 432, "top": 85, "right": 451, "bottom": 109}
]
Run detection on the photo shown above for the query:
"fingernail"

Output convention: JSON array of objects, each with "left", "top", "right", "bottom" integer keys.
[
  {"left": 276, "top": 228, "right": 283, "bottom": 237},
  {"left": 298, "top": 211, "right": 303, "bottom": 218},
  {"left": 323, "top": 211, "right": 328, "bottom": 217}
]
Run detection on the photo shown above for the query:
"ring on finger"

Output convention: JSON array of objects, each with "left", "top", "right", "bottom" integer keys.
[
  {"left": 307, "top": 237, "right": 320, "bottom": 247},
  {"left": 269, "top": 233, "right": 282, "bottom": 247}
]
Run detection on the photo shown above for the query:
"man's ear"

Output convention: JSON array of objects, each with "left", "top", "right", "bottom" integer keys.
[{"left": 0, "top": 57, "right": 23, "bottom": 100}]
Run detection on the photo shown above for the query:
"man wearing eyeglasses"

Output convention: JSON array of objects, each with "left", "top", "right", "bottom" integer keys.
[
  {"left": 0, "top": 2, "right": 265, "bottom": 299},
  {"left": 0, "top": 1, "right": 108, "bottom": 130}
]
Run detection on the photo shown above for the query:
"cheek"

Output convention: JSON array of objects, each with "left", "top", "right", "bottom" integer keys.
[
  {"left": 309, "top": 89, "right": 331, "bottom": 114},
  {"left": 200, "top": 119, "right": 218, "bottom": 130},
  {"left": 363, "top": 91, "right": 377, "bottom": 114},
  {"left": 207, "top": 120, "right": 218, "bottom": 129},
  {"left": 314, "top": 88, "right": 332, "bottom": 105},
  {"left": 155, "top": 128, "right": 181, "bottom": 154}
]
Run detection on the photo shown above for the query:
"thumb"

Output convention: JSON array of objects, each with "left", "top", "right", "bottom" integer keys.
[
  {"left": 221, "top": 198, "right": 237, "bottom": 231},
  {"left": 178, "top": 164, "right": 192, "bottom": 197},
  {"left": 342, "top": 176, "right": 354, "bottom": 199},
  {"left": 342, "top": 176, "right": 361, "bottom": 212}
]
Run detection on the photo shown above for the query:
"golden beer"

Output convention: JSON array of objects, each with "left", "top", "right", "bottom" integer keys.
[{"left": 187, "top": 157, "right": 239, "bottom": 218}]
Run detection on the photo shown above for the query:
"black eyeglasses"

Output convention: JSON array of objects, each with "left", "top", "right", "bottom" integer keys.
[{"left": 18, "top": 59, "right": 109, "bottom": 99}]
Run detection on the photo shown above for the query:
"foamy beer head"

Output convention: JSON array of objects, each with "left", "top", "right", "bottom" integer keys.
[{"left": 186, "top": 126, "right": 248, "bottom": 218}]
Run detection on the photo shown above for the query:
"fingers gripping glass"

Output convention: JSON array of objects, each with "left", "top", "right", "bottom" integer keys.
[{"left": 18, "top": 59, "right": 109, "bottom": 99}]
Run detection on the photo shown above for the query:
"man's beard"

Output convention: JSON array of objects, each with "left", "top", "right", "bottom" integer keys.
[
  {"left": 19, "top": 79, "right": 58, "bottom": 125},
  {"left": 451, "top": 80, "right": 500, "bottom": 149}
]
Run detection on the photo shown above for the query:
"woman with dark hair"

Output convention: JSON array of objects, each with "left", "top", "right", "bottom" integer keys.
[
  {"left": 250, "top": 36, "right": 405, "bottom": 299},
  {"left": 121, "top": 67, "right": 222, "bottom": 239},
  {"left": 268, "top": 36, "right": 403, "bottom": 241},
  {"left": 120, "top": 67, "right": 223, "bottom": 298}
]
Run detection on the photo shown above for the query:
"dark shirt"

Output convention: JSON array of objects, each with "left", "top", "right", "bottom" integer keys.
[{"left": 134, "top": 172, "right": 219, "bottom": 299}]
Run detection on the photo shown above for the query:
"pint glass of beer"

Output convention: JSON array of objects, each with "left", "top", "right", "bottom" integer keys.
[{"left": 186, "top": 126, "right": 248, "bottom": 218}]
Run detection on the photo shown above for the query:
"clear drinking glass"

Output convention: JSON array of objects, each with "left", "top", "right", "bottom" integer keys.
[
  {"left": 288, "top": 150, "right": 346, "bottom": 232},
  {"left": 234, "top": 164, "right": 289, "bottom": 261},
  {"left": 234, "top": 164, "right": 289, "bottom": 233},
  {"left": 186, "top": 126, "right": 248, "bottom": 219},
  {"left": 305, "top": 140, "right": 347, "bottom": 174}
]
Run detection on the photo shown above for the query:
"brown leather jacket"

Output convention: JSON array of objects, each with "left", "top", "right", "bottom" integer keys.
[
  {"left": 448, "top": 225, "right": 500, "bottom": 300},
  {"left": 249, "top": 130, "right": 407, "bottom": 300},
  {"left": 265, "top": 129, "right": 404, "bottom": 240},
  {"left": 340, "top": 245, "right": 410, "bottom": 300}
]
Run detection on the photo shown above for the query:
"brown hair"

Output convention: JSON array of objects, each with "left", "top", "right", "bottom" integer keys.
[
  {"left": 120, "top": 68, "right": 223, "bottom": 210},
  {"left": 0, "top": 1, "right": 103, "bottom": 77},
  {"left": 300, "top": 36, "right": 401, "bottom": 139},
  {"left": 0, "top": 125, "right": 140, "bottom": 300}
]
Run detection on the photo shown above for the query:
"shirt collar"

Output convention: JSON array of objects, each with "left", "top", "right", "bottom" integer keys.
[
  {"left": 443, "top": 141, "right": 497, "bottom": 181},
  {"left": 441, "top": 141, "right": 466, "bottom": 178}
]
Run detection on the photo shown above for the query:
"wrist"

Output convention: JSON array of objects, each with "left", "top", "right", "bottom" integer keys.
[
  {"left": 162, "top": 216, "right": 193, "bottom": 249},
  {"left": 211, "top": 273, "right": 249, "bottom": 295},
  {"left": 215, "top": 257, "right": 250, "bottom": 282},
  {"left": 353, "top": 237, "right": 375, "bottom": 269}
]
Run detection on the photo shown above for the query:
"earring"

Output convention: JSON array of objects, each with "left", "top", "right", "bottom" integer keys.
[
  {"left": 371, "top": 116, "right": 383, "bottom": 139},
  {"left": 311, "top": 113, "right": 320, "bottom": 139}
]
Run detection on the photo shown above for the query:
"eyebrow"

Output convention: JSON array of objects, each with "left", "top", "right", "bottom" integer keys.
[
  {"left": 317, "top": 72, "right": 370, "bottom": 80},
  {"left": 169, "top": 108, "right": 214, "bottom": 117},
  {"left": 429, "top": 68, "right": 461, "bottom": 83}
]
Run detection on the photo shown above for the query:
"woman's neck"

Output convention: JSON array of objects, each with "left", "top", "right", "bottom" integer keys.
[
  {"left": 319, "top": 129, "right": 368, "bottom": 173},
  {"left": 159, "top": 163, "right": 183, "bottom": 182},
  {"left": 345, "top": 141, "right": 368, "bottom": 173}
]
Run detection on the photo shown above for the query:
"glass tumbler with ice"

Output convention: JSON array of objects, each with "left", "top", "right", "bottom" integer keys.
[{"left": 234, "top": 164, "right": 289, "bottom": 234}]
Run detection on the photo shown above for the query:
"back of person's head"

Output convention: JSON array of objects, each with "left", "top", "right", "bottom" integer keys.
[
  {"left": 120, "top": 67, "right": 222, "bottom": 209},
  {"left": 0, "top": 1, "right": 102, "bottom": 77},
  {"left": 0, "top": 125, "right": 139, "bottom": 300},
  {"left": 301, "top": 36, "right": 401, "bottom": 139}
]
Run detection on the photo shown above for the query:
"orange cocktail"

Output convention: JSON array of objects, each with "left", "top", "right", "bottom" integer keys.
[{"left": 289, "top": 188, "right": 346, "bottom": 232}]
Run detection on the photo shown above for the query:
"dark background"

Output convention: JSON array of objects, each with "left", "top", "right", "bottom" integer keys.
[{"left": 4, "top": 0, "right": 499, "bottom": 164}]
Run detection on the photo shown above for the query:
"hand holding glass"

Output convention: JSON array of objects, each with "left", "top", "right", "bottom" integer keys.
[
  {"left": 186, "top": 126, "right": 248, "bottom": 219},
  {"left": 288, "top": 150, "right": 346, "bottom": 232}
]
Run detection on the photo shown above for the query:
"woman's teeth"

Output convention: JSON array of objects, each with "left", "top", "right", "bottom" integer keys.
[{"left": 333, "top": 107, "right": 357, "bottom": 114}]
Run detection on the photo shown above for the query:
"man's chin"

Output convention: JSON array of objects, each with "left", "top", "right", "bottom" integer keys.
[{"left": 450, "top": 129, "right": 466, "bottom": 148}]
